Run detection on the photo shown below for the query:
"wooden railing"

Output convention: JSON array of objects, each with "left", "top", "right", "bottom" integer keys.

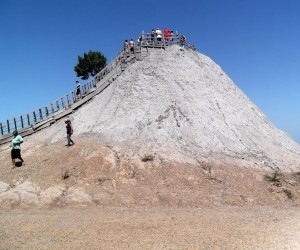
[{"left": 0, "top": 47, "right": 127, "bottom": 138}]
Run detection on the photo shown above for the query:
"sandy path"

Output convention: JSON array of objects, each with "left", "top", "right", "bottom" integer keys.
[{"left": 1, "top": 206, "right": 300, "bottom": 249}]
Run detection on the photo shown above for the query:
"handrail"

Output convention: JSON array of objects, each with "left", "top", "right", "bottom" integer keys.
[
  {"left": 0, "top": 30, "right": 196, "bottom": 138},
  {"left": 0, "top": 47, "right": 127, "bottom": 138}
]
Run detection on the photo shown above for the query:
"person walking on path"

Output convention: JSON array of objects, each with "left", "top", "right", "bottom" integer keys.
[
  {"left": 65, "top": 119, "right": 75, "bottom": 146},
  {"left": 124, "top": 39, "right": 129, "bottom": 52},
  {"left": 76, "top": 81, "right": 81, "bottom": 100},
  {"left": 11, "top": 130, "right": 24, "bottom": 168},
  {"left": 137, "top": 36, "right": 142, "bottom": 47},
  {"left": 129, "top": 39, "right": 135, "bottom": 54}
]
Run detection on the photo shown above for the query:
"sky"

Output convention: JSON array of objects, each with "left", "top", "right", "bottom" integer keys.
[{"left": 0, "top": 0, "right": 300, "bottom": 142}]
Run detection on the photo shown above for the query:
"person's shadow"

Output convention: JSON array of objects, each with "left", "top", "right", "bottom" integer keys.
[{"left": 15, "top": 162, "right": 23, "bottom": 167}]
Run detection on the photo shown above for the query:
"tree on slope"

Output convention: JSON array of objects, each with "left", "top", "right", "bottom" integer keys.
[{"left": 74, "top": 50, "right": 107, "bottom": 80}]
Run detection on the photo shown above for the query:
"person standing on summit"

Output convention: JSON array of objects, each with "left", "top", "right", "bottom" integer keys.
[
  {"left": 156, "top": 28, "right": 162, "bottom": 44},
  {"left": 11, "top": 130, "right": 24, "bottom": 168},
  {"left": 163, "top": 28, "right": 169, "bottom": 44},
  {"left": 169, "top": 30, "right": 174, "bottom": 44},
  {"left": 151, "top": 29, "right": 155, "bottom": 46}
]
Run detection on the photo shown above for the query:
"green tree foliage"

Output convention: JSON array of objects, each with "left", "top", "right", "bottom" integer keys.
[{"left": 74, "top": 50, "right": 107, "bottom": 80}]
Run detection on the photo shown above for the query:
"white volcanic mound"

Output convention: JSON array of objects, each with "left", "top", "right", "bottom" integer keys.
[{"left": 33, "top": 46, "right": 300, "bottom": 170}]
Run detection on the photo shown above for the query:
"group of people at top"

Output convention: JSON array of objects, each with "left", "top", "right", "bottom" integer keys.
[
  {"left": 146, "top": 28, "right": 186, "bottom": 46},
  {"left": 124, "top": 29, "right": 186, "bottom": 53},
  {"left": 148, "top": 28, "right": 175, "bottom": 45}
]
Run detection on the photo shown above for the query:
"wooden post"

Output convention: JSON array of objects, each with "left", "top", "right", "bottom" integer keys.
[
  {"left": 27, "top": 114, "right": 30, "bottom": 125},
  {"left": 67, "top": 94, "right": 70, "bottom": 106},
  {"left": 20, "top": 116, "right": 24, "bottom": 128},
  {"left": 14, "top": 118, "right": 17, "bottom": 130},
  {"left": 7, "top": 120, "right": 10, "bottom": 133},
  {"left": 0, "top": 123, "right": 3, "bottom": 135},
  {"left": 61, "top": 97, "right": 65, "bottom": 108},
  {"left": 50, "top": 103, "right": 54, "bottom": 113},
  {"left": 33, "top": 111, "right": 37, "bottom": 123},
  {"left": 39, "top": 109, "right": 43, "bottom": 120}
]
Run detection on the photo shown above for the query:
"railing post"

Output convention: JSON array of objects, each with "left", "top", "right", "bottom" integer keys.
[
  {"left": 20, "top": 115, "right": 24, "bottom": 128},
  {"left": 14, "top": 118, "right": 17, "bottom": 130},
  {"left": 7, "top": 120, "right": 10, "bottom": 133},
  {"left": 72, "top": 91, "right": 76, "bottom": 102},
  {"left": 51, "top": 103, "right": 55, "bottom": 113},
  {"left": 27, "top": 114, "right": 30, "bottom": 125},
  {"left": 67, "top": 94, "right": 70, "bottom": 106},
  {"left": 33, "top": 111, "right": 37, "bottom": 123},
  {"left": 0, "top": 123, "right": 3, "bottom": 135},
  {"left": 61, "top": 97, "right": 65, "bottom": 108},
  {"left": 39, "top": 109, "right": 43, "bottom": 120}
]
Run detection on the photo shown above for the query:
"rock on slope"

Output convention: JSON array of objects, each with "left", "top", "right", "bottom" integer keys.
[{"left": 31, "top": 45, "right": 300, "bottom": 171}]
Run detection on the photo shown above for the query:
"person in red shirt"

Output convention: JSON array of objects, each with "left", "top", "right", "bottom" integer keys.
[{"left": 164, "top": 28, "right": 169, "bottom": 44}]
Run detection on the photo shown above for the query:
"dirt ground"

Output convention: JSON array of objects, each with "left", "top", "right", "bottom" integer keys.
[
  {"left": 1, "top": 135, "right": 300, "bottom": 249},
  {"left": 1, "top": 135, "right": 300, "bottom": 208},
  {"left": 1, "top": 206, "right": 300, "bottom": 249}
]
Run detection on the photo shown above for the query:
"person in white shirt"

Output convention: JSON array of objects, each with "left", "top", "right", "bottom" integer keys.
[
  {"left": 156, "top": 28, "right": 162, "bottom": 44},
  {"left": 129, "top": 39, "right": 135, "bottom": 54}
]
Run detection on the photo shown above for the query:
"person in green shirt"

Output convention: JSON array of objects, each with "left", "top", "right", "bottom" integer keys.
[{"left": 11, "top": 130, "right": 24, "bottom": 168}]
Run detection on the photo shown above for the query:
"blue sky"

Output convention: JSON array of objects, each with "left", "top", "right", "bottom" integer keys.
[{"left": 1, "top": 0, "right": 300, "bottom": 142}]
